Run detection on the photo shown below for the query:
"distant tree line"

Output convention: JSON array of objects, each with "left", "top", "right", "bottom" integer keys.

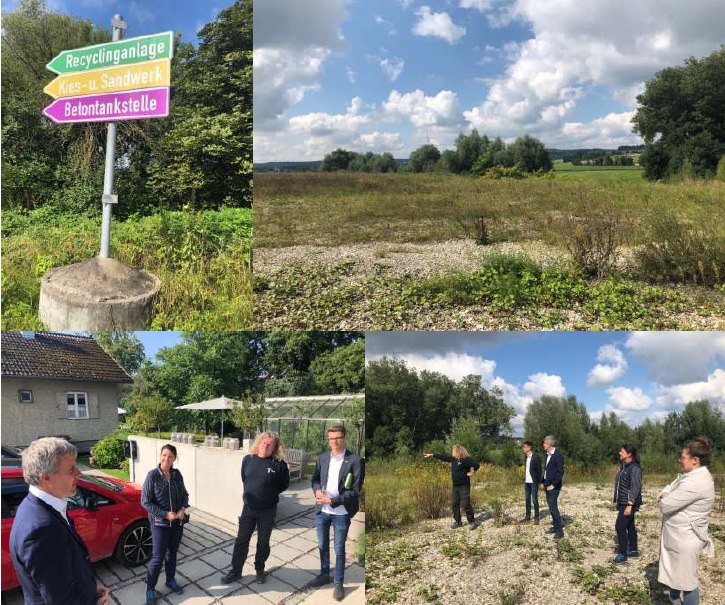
[
  {"left": 321, "top": 130, "right": 553, "bottom": 176},
  {"left": 366, "top": 357, "right": 725, "bottom": 471},
  {"left": 562, "top": 150, "right": 636, "bottom": 166}
]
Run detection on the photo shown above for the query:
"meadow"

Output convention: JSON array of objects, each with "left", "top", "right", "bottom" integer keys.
[
  {"left": 254, "top": 172, "right": 725, "bottom": 330},
  {"left": 365, "top": 458, "right": 725, "bottom": 605},
  {"left": 2, "top": 208, "right": 253, "bottom": 330}
]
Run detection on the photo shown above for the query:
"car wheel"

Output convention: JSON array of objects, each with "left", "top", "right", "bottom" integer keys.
[{"left": 115, "top": 520, "right": 152, "bottom": 566}]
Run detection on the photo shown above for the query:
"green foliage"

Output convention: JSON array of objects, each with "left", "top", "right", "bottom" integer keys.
[
  {"left": 440, "top": 532, "right": 488, "bottom": 561},
  {"left": 1, "top": 208, "right": 253, "bottom": 330},
  {"left": 717, "top": 156, "right": 725, "bottom": 182},
  {"left": 90, "top": 431, "right": 127, "bottom": 468},
  {"left": 561, "top": 209, "right": 623, "bottom": 279},
  {"left": 93, "top": 332, "right": 146, "bottom": 375},
  {"left": 407, "top": 144, "right": 441, "bottom": 173},
  {"left": 228, "top": 393, "right": 266, "bottom": 438},
  {"left": 635, "top": 207, "right": 725, "bottom": 286},
  {"left": 498, "top": 582, "right": 526, "bottom": 605},
  {"left": 446, "top": 417, "right": 487, "bottom": 461},
  {"left": 128, "top": 393, "right": 175, "bottom": 434},
  {"left": 556, "top": 538, "right": 583, "bottom": 563},
  {"left": 633, "top": 47, "right": 725, "bottom": 181},
  {"left": 309, "top": 339, "right": 366, "bottom": 393},
  {"left": 321, "top": 148, "right": 358, "bottom": 172}
]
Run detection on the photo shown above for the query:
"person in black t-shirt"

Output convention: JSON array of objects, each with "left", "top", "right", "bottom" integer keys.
[
  {"left": 221, "top": 432, "right": 290, "bottom": 585},
  {"left": 424, "top": 444, "right": 480, "bottom": 529}
]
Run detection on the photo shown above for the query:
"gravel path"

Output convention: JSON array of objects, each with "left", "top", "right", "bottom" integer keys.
[{"left": 366, "top": 483, "right": 725, "bottom": 605}]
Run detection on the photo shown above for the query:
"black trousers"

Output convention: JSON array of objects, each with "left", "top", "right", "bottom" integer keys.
[
  {"left": 524, "top": 482, "right": 539, "bottom": 519},
  {"left": 452, "top": 484, "right": 474, "bottom": 524},
  {"left": 147, "top": 522, "right": 184, "bottom": 590},
  {"left": 615, "top": 504, "right": 638, "bottom": 555},
  {"left": 230, "top": 505, "right": 277, "bottom": 573}
]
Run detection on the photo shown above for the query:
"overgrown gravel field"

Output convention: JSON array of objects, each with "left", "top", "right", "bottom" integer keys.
[{"left": 366, "top": 483, "right": 725, "bottom": 605}]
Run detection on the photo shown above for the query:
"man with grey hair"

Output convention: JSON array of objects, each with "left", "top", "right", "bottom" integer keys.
[
  {"left": 9, "top": 437, "right": 110, "bottom": 604},
  {"left": 541, "top": 435, "right": 565, "bottom": 540}
]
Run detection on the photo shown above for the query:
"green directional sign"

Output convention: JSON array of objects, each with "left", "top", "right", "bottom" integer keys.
[{"left": 46, "top": 31, "right": 173, "bottom": 75}]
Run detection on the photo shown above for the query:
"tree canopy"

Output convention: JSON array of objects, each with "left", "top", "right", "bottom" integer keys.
[
  {"left": 632, "top": 46, "right": 725, "bottom": 180},
  {"left": 1, "top": 0, "right": 253, "bottom": 214}
]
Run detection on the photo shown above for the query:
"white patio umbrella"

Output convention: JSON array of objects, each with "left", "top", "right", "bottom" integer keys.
[{"left": 174, "top": 395, "right": 241, "bottom": 440}]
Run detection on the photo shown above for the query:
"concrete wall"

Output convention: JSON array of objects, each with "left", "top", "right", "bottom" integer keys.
[
  {"left": 1, "top": 378, "right": 120, "bottom": 452},
  {"left": 128, "top": 435, "right": 246, "bottom": 522}
]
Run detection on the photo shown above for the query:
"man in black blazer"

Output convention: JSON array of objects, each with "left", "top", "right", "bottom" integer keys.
[
  {"left": 519, "top": 441, "right": 542, "bottom": 524},
  {"left": 9, "top": 437, "right": 110, "bottom": 605},
  {"left": 541, "top": 435, "right": 565, "bottom": 539},
  {"left": 310, "top": 425, "right": 365, "bottom": 601}
]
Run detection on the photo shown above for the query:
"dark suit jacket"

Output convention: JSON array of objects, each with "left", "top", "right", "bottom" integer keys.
[
  {"left": 312, "top": 450, "right": 365, "bottom": 518},
  {"left": 541, "top": 449, "right": 564, "bottom": 489},
  {"left": 10, "top": 492, "right": 97, "bottom": 605},
  {"left": 524, "top": 452, "right": 542, "bottom": 485}
]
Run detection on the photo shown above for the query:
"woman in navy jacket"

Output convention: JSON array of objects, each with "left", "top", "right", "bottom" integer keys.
[{"left": 141, "top": 444, "right": 189, "bottom": 605}]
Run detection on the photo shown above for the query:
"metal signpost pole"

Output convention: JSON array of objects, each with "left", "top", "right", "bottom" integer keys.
[{"left": 99, "top": 14, "right": 127, "bottom": 258}]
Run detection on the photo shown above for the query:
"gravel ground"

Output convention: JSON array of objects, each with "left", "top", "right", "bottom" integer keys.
[
  {"left": 366, "top": 483, "right": 725, "bottom": 605},
  {"left": 254, "top": 240, "right": 725, "bottom": 330}
]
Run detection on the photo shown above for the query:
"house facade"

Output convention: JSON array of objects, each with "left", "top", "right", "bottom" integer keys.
[{"left": 1, "top": 332, "right": 133, "bottom": 452}]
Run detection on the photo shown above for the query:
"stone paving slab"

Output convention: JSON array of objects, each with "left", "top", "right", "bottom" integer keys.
[{"left": 2, "top": 479, "right": 365, "bottom": 605}]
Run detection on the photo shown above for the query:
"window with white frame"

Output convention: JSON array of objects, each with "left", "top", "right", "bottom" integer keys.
[{"left": 67, "top": 392, "right": 88, "bottom": 419}]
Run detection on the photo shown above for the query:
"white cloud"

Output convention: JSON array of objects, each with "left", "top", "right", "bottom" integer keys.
[
  {"left": 382, "top": 89, "right": 461, "bottom": 128},
  {"left": 460, "top": 0, "right": 497, "bottom": 11},
  {"left": 359, "top": 131, "right": 404, "bottom": 150},
  {"left": 413, "top": 6, "right": 466, "bottom": 44},
  {"left": 655, "top": 369, "right": 725, "bottom": 410},
  {"left": 346, "top": 67, "right": 356, "bottom": 84},
  {"left": 370, "top": 56, "right": 405, "bottom": 81},
  {"left": 625, "top": 332, "right": 725, "bottom": 386},
  {"left": 464, "top": 0, "right": 725, "bottom": 142},
  {"left": 560, "top": 112, "right": 638, "bottom": 148},
  {"left": 523, "top": 372, "right": 566, "bottom": 399},
  {"left": 587, "top": 344, "right": 628, "bottom": 388},
  {"left": 606, "top": 386, "right": 652, "bottom": 411},
  {"left": 402, "top": 353, "right": 498, "bottom": 383},
  {"left": 289, "top": 97, "right": 371, "bottom": 137}
]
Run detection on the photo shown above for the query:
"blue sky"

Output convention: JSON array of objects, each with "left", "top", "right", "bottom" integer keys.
[
  {"left": 133, "top": 331, "right": 182, "bottom": 362},
  {"left": 366, "top": 332, "right": 725, "bottom": 434},
  {"left": 254, "top": 0, "right": 725, "bottom": 162},
  {"left": 2, "top": 0, "right": 226, "bottom": 46}
]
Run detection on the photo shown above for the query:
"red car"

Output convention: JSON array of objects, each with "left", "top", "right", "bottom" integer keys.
[{"left": 1, "top": 467, "right": 152, "bottom": 591}]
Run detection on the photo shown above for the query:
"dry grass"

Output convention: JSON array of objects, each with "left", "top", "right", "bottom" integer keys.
[{"left": 254, "top": 172, "right": 725, "bottom": 249}]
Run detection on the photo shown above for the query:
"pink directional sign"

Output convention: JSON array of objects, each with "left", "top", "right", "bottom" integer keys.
[{"left": 42, "top": 87, "right": 169, "bottom": 124}]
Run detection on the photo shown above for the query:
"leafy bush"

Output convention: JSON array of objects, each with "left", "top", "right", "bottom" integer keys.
[
  {"left": 717, "top": 156, "right": 725, "bottom": 182},
  {"left": 635, "top": 208, "right": 725, "bottom": 286},
  {"left": 90, "top": 431, "right": 128, "bottom": 468},
  {"left": 411, "top": 464, "right": 450, "bottom": 519}
]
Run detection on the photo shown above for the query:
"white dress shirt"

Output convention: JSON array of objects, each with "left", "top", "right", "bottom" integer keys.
[
  {"left": 29, "top": 485, "right": 71, "bottom": 525},
  {"left": 525, "top": 454, "right": 533, "bottom": 484},
  {"left": 322, "top": 451, "right": 348, "bottom": 516}
]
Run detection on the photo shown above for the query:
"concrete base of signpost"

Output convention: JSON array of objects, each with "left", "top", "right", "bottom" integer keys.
[{"left": 39, "top": 257, "right": 161, "bottom": 330}]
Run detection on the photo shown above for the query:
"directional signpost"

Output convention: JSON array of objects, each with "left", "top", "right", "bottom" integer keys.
[{"left": 38, "top": 16, "right": 170, "bottom": 330}]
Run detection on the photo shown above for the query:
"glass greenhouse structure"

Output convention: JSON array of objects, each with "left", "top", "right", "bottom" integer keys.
[{"left": 263, "top": 394, "right": 365, "bottom": 455}]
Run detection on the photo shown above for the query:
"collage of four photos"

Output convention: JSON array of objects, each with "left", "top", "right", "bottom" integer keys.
[{"left": 1, "top": 0, "right": 724, "bottom": 604}]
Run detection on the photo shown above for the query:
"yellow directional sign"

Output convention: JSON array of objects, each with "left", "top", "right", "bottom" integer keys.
[{"left": 44, "top": 58, "right": 170, "bottom": 99}]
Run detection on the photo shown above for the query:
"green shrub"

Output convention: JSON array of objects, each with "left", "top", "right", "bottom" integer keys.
[
  {"left": 717, "top": 156, "right": 725, "bottom": 182},
  {"left": 561, "top": 211, "right": 622, "bottom": 278},
  {"left": 90, "top": 431, "right": 128, "bottom": 468},
  {"left": 635, "top": 208, "right": 725, "bottom": 286}
]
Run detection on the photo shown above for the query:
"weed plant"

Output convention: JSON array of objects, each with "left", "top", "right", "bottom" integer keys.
[{"left": 2, "top": 208, "right": 253, "bottom": 329}]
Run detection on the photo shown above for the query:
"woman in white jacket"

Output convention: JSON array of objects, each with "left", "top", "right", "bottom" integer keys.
[{"left": 658, "top": 437, "right": 715, "bottom": 605}]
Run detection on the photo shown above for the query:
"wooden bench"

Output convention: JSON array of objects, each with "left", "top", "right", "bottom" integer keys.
[{"left": 286, "top": 449, "right": 308, "bottom": 481}]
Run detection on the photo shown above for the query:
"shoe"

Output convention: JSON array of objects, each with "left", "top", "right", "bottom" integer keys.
[
  {"left": 165, "top": 579, "right": 184, "bottom": 594},
  {"left": 518, "top": 517, "right": 531, "bottom": 523},
  {"left": 256, "top": 570, "right": 266, "bottom": 584},
  {"left": 468, "top": 522, "right": 478, "bottom": 531},
  {"left": 310, "top": 573, "right": 332, "bottom": 587},
  {"left": 145, "top": 589, "right": 157, "bottom": 605},
  {"left": 553, "top": 533, "right": 564, "bottom": 540},
  {"left": 613, "top": 554, "right": 627, "bottom": 564},
  {"left": 333, "top": 583, "right": 344, "bottom": 601},
  {"left": 221, "top": 570, "right": 242, "bottom": 584},
  {"left": 545, "top": 528, "right": 556, "bottom": 534},
  {"left": 534, "top": 517, "right": 540, "bottom": 525},
  {"left": 627, "top": 550, "right": 639, "bottom": 558},
  {"left": 451, "top": 522, "right": 463, "bottom": 529},
  {"left": 664, "top": 589, "right": 683, "bottom": 605}
]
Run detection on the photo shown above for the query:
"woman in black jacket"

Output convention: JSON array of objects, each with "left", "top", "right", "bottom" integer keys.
[
  {"left": 612, "top": 443, "right": 643, "bottom": 564},
  {"left": 424, "top": 444, "right": 480, "bottom": 529},
  {"left": 141, "top": 444, "right": 189, "bottom": 605}
]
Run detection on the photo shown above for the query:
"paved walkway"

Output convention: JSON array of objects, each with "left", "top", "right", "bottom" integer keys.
[{"left": 2, "top": 480, "right": 364, "bottom": 605}]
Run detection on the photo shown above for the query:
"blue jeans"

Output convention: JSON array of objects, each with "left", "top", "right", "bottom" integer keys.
[
  {"left": 524, "top": 482, "right": 539, "bottom": 519},
  {"left": 545, "top": 487, "right": 562, "bottom": 535},
  {"left": 316, "top": 511, "right": 351, "bottom": 584},
  {"left": 147, "top": 522, "right": 184, "bottom": 590}
]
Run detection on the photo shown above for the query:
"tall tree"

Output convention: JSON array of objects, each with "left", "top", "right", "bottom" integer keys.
[
  {"left": 632, "top": 46, "right": 725, "bottom": 180},
  {"left": 94, "top": 332, "right": 146, "bottom": 375},
  {"left": 147, "top": 0, "right": 253, "bottom": 207},
  {"left": 407, "top": 144, "right": 441, "bottom": 172}
]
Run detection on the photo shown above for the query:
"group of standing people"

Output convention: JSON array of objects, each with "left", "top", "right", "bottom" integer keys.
[
  {"left": 427, "top": 434, "right": 716, "bottom": 605},
  {"left": 8, "top": 426, "right": 364, "bottom": 605}
]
